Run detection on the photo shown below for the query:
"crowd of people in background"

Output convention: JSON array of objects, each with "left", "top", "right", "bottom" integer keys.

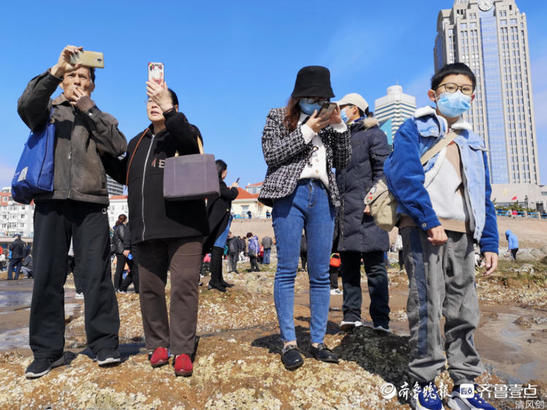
[{"left": 9, "top": 43, "right": 505, "bottom": 410}]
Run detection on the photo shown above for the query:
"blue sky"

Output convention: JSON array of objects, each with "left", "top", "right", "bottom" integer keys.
[{"left": 1, "top": 0, "right": 546, "bottom": 188}]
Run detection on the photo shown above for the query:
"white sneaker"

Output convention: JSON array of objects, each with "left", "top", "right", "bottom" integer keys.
[
  {"left": 75, "top": 292, "right": 84, "bottom": 300},
  {"left": 340, "top": 320, "right": 363, "bottom": 331},
  {"left": 373, "top": 325, "right": 392, "bottom": 334},
  {"left": 330, "top": 288, "right": 342, "bottom": 295}
]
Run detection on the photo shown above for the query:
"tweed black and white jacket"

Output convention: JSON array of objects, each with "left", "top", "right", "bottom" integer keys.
[{"left": 259, "top": 107, "right": 351, "bottom": 207}]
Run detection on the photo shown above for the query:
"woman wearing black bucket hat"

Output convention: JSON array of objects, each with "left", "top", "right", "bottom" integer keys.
[{"left": 258, "top": 66, "right": 351, "bottom": 370}]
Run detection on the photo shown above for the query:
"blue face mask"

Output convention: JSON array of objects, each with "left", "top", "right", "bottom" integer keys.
[
  {"left": 436, "top": 91, "right": 471, "bottom": 118},
  {"left": 340, "top": 109, "right": 349, "bottom": 123},
  {"left": 299, "top": 99, "right": 322, "bottom": 116}
]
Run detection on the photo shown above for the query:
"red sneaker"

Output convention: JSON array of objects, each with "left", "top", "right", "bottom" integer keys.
[
  {"left": 149, "top": 347, "right": 169, "bottom": 368},
  {"left": 173, "top": 354, "right": 193, "bottom": 377}
]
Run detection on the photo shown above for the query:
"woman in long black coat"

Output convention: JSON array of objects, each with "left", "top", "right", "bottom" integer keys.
[
  {"left": 336, "top": 95, "right": 391, "bottom": 332},
  {"left": 204, "top": 160, "right": 239, "bottom": 292}
]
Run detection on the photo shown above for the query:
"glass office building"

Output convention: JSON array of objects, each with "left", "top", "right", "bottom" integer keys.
[
  {"left": 434, "top": 0, "right": 539, "bottom": 184},
  {"left": 374, "top": 85, "right": 416, "bottom": 145}
]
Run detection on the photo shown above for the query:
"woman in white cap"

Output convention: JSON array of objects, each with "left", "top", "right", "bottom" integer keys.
[{"left": 258, "top": 65, "right": 351, "bottom": 370}]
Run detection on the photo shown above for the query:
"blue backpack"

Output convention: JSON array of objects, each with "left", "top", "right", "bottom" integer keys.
[{"left": 11, "top": 109, "right": 55, "bottom": 204}]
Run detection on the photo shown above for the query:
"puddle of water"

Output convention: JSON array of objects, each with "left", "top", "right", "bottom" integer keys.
[
  {"left": 0, "top": 295, "right": 82, "bottom": 351},
  {"left": 0, "top": 290, "right": 32, "bottom": 309},
  {"left": 0, "top": 327, "right": 29, "bottom": 351}
]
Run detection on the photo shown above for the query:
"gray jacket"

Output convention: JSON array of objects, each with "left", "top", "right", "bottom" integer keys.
[
  {"left": 17, "top": 71, "right": 127, "bottom": 205},
  {"left": 259, "top": 107, "right": 351, "bottom": 207}
]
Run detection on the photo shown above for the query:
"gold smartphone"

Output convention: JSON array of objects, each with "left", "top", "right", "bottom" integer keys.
[{"left": 70, "top": 50, "right": 104, "bottom": 68}]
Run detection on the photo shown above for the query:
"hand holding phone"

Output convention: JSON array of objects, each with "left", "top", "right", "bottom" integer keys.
[
  {"left": 148, "top": 62, "right": 164, "bottom": 85},
  {"left": 317, "top": 102, "right": 337, "bottom": 119},
  {"left": 70, "top": 50, "right": 104, "bottom": 68}
]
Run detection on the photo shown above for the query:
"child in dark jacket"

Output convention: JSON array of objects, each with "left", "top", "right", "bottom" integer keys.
[{"left": 384, "top": 63, "right": 497, "bottom": 410}]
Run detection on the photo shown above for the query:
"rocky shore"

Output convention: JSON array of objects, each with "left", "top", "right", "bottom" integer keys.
[{"left": 0, "top": 258, "right": 545, "bottom": 408}]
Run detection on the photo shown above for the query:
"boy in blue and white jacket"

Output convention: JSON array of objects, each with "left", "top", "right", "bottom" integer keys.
[{"left": 384, "top": 63, "right": 498, "bottom": 410}]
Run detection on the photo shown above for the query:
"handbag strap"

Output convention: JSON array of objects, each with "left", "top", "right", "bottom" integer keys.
[
  {"left": 419, "top": 130, "right": 458, "bottom": 166},
  {"left": 125, "top": 128, "right": 150, "bottom": 186},
  {"left": 174, "top": 133, "right": 204, "bottom": 157}
]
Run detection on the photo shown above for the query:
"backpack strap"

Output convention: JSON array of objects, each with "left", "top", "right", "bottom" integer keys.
[
  {"left": 419, "top": 130, "right": 459, "bottom": 166},
  {"left": 125, "top": 128, "right": 150, "bottom": 186}
]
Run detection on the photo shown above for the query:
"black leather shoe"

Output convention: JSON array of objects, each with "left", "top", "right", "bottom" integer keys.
[
  {"left": 221, "top": 280, "right": 234, "bottom": 288},
  {"left": 310, "top": 343, "right": 339, "bottom": 364},
  {"left": 281, "top": 345, "right": 303, "bottom": 371},
  {"left": 207, "top": 281, "right": 226, "bottom": 292}
]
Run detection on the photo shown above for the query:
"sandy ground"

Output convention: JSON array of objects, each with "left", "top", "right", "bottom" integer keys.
[{"left": 0, "top": 256, "right": 545, "bottom": 409}]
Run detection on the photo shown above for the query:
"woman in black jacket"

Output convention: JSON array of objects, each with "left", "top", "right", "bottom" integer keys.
[
  {"left": 203, "top": 160, "right": 239, "bottom": 292},
  {"left": 103, "top": 81, "right": 208, "bottom": 378},
  {"left": 112, "top": 214, "right": 130, "bottom": 292},
  {"left": 335, "top": 93, "right": 391, "bottom": 333}
]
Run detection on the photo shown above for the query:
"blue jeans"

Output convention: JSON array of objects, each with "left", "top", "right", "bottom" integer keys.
[
  {"left": 214, "top": 216, "right": 232, "bottom": 248},
  {"left": 263, "top": 248, "right": 271, "bottom": 264},
  {"left": 272, "top": 179, "right": 335, "bottom": 344},
  {"left": 7, "top": 258, "right": 23, "bottom": 280}
]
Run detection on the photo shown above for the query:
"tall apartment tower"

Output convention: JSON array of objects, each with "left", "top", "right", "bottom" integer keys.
[
  {"left": 434, "top": 0, "right": 539, "bottom": 184},
  {"left": 374, "top": 85, "right": 416, "bottom": 144},
  {"left": 106, "top": 175, "right": 124, "bottom": 196}
]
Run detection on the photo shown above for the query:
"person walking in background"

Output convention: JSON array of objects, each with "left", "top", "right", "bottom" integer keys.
[
  {"left": 383, "top": 63, "right": 498, "bottom": 410},
  {"left": 247, "top": 232, "right": 260, "bottom": 272},
  {"left": 7, "top": 234, "right": 26, "bottom": 281},
  {"left": 103, "top": 80, "right": 207, "bottom": 377},
  {"left": 335, "top": 92, "right": 391, "bottom": 333},
  {"left": 227, "top": 232, "right": 240, "bottom": 273},
  {"left": 112, "top": 214, "right": 131, "bottom": 292},
  {"left": 21, "top": 252, "right": 33, "bottom": 279},
  {"left": 238, "top": 235, "right": 246, "bottom": 261},
  {"left": 0, "top": 251, "right": 6, "bottom": 272},
  {"left": 18, "top": 45, "right": 125, "bottom": 378},
  {"left": 119, "top": 243, "right": 139, "bottom": 294},
  {"left": 203, "top": 160, "right": 239, "bottom": 292},
  {"left": 247, "top": 210, "right": 252, "bottom": 219},
  {"left": 259, "top": 65, "right": 351, "bottom": 371},
  {"left": 505, "top": 230, "right": 519, "bottom": 260},
  {"left": 261, "top": 235, "right": 273, "bottom": 265}
]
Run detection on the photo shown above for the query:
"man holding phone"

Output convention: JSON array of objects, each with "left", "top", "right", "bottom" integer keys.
[{"left": 17, "top": 45, "right": 126, "bottom": 379}]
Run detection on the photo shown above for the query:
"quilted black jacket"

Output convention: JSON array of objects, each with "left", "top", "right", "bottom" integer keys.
[{"left": 259, "top": 107, "right": 351, "bottom": 207}]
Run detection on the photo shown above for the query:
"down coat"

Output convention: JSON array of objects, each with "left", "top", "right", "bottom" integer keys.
[{"left": 336, "top": 118, "right": 391, "bottom": 253}]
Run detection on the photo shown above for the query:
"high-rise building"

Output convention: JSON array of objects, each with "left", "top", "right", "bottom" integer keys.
[
  {"left": 374, "top": 85, "right": 416, "bottom": 144},
  {"left": 107, "top": 175, "right": 124, "bottom": 196},
  {"left": 434, "top": 0, "right": 539, "bottom": 184}
]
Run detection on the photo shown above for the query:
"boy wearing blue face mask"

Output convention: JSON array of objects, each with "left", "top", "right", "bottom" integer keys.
[{"left": 384, "top": 63, "right": 498, "bottom": 410}]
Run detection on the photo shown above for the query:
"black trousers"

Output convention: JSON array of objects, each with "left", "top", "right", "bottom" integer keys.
[
  {"left": 66, "top": 255, "right": 85, "bottom": 293},
  {"left": 113, "top": 253, "right": 127, "bottom": 291},
  {"left": 340, "top": 250, "right": 390, "bottom": 328},
  {"left": 30, "top": 200, "right": 120, "bottom": 359},
  {"left": 329, "top": 265, "right": 340, "bottom": 289},
  {"left": 209, "top": 246, "right": 225, "bottom": 286},
  {"left": 249, "top": 255, "right": 260, "bottom": 271}
]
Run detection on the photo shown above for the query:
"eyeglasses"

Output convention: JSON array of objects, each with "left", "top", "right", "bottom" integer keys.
[{"left": 437, "top": 83, "right": 474, "bottom": 96}]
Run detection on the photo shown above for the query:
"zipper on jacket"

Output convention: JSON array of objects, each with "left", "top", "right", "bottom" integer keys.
[
  {"left": 68, "top": 110, "right": 76, "bottom": 199},
  {"left": 141, "top": 134, "right": 155, "bottom": 241}
]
